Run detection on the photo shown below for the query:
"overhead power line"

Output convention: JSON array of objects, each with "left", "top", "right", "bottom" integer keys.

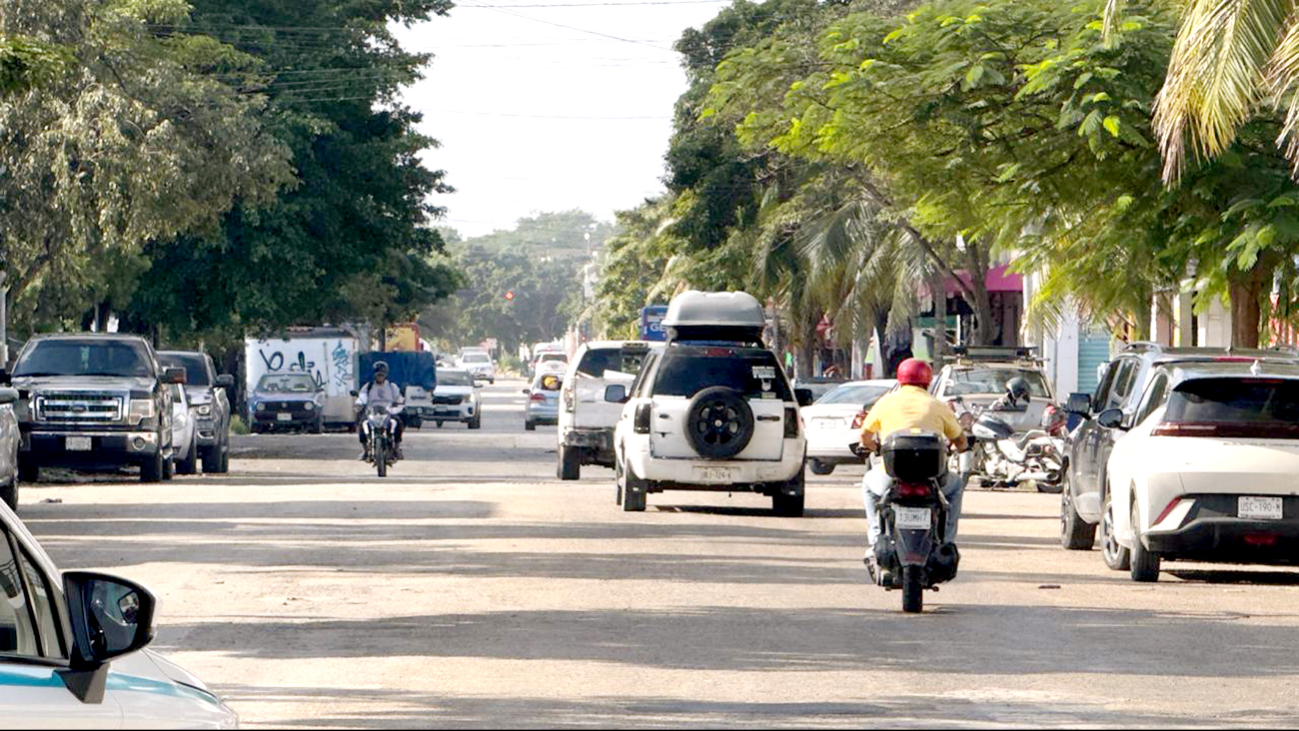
[{"left": 454, "top": 0, "right": 677, "bottom": 52}]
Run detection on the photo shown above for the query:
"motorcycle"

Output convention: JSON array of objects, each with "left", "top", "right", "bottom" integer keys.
[
  {"left": 361, "top": 404, "right": 402, "bottom": 477},
  {"left": 950, "top": 396, "right": 1065, "bottom": 493},
  {"left": 857, "top": 432, "right": 961, "bottom": 613}
]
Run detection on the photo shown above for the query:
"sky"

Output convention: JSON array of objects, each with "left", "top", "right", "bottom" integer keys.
[{"left": 390, "top": 0, "right": 729, "bottom": 238}]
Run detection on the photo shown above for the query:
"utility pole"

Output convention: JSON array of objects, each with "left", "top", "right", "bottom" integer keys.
[{"left": 0, "top": 271, "right": 8, "bottom": 370}]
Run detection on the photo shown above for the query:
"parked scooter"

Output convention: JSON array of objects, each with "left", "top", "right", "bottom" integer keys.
[
  {"left": 857, "top": 432, "right": 961, "bottom": 613},
  {"left": 951, "top": 395, "right": 1064, "bottom": 493},
  {"left": 361, "top": 404, "right": 402, "bottom": 477}
]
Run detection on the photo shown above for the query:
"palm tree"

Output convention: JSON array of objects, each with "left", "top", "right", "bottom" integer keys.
[{"left": 1105, "top": 0, "right": 1299, "bottom": 180}]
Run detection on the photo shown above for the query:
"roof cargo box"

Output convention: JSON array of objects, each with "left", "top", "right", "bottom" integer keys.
[{"left": 663, "top": 291, "right": 766, "bottom": 345}]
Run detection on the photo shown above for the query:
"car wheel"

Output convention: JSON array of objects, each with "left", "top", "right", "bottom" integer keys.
[
  {"left": 558, "top": 445, "right": 581, "bottom": 481},
  {"left": 1129, "top": 503, "right": 1161, "bottom": 582},
  {"left": 469, "top": 414, "right": 482, "bottom": 430},
  {"left": 684, "top": 387, "right": 755, "bottom": 459},
  {"left": 178, "top": 435, "right": 199, "bottom": 475},
  {"left": 219, "top": 445, "right": 230, "bottom": 474},
  {"left": 808, "top": 459, "right": 834, "bottom": 476},
  {"left": 1100, "top": 489, "right": 1130, "bottom": 571},
  {"left": 622, "top": 460, "right": 648, "bottom": 512},
  {"left": 18, "top": 461, "right": 38, "bottom": 485},
  {"left": 141, "top": 450, "right": 165, "bottom": 483},
  {"left": 525, "top": 420, "right": 536, "bottom": 432},
  {"left": 772, "top": 467, "right": 806, "bottom": 517},
  {"left": 1, "top": 479, "right": 16, "bottom": 512},
  {"left": 313, "top": 418, "right": 324, "bottom": 435},
  {"left": 1060, "top": 471, "right": 1097, "bottom": 551}
]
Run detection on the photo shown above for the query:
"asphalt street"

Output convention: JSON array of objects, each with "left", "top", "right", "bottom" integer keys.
[{"left": 14, "top": 380, "right": 1299, "bottom": 728}]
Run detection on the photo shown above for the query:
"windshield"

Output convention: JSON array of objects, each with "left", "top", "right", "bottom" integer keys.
[
  {"left": 576, "top": 348, "right": 647, "bottom": 378},
  {"left": 942, "top": 368, "right": 1050, "bottom": 398},
  {"left": 439, "top": 371, "right": 474, "bottom": 387},
  {"left": 653, "top": 349, "right": 792, "bottom": 401},
  {"left": 257, "top": 374, "right": 318, "bottom": 393},
  {"left": 14, "top": 340, "right": 154, "bottom": 378},
  {"left": 158, "top": 354, "right": 210, "bottom": 386},
  {"left": 539, "top": 353, "right": 567, "bottom": 363},
  {"left": 1165, "top": 378, "right": 1299, "bottom": 425},
  {"left": 817, "top": 383, "right": 893, "bottom": 407}
]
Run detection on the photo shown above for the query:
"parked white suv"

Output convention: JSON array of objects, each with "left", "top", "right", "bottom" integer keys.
[
  {"left": 611, "top": 291, "right": 813, "bottom": 516},
  {"left": 1102, "top": 358, "right": 1299, "bottom": 582},
  {"left": 557, "top": 341, "right": 658, "bottom": 480}
]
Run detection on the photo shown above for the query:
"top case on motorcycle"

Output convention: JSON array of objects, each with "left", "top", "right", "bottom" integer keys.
[{"left": 881, "top": 429, "right": 946, "bottom": 482}]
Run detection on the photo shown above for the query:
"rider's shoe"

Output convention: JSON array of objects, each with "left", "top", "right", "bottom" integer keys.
[
  {"left": 358, "top": 449, "right": 370, "bottom": 462},
  {"left": 863, "top": 551, "right": 894, "bottom": 587},
  {"left": 395, "top": 446, "right": 405, "bottom": 460}
]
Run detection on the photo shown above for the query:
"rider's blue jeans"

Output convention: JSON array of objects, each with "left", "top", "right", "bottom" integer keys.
[{"left": 862, "top": 464, "right": 965, "bottom": 549}]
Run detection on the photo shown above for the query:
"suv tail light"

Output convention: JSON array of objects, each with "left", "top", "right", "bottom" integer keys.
[
  {"left": 562, "top": 387, "right": 575, "bottom": 412},
  {"left": 633, "top": 403, "right": 652, "bottom": 434},
  {"left": 530, "top": 392, "right": 546, "bottom": 402},
  {"left": 784, "top": 407, "right": 799, "bottom": 438},
  {"left": 851, "top": 410, "right": 867, "bottom": 430}
]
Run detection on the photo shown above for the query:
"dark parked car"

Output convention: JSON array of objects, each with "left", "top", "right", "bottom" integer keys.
[
  {"left": 9, "top": 334, "right": 181, "bottom": 484},
  {"left": 1060, "top": 342, "right": 1299, "bottom": 558},
  {"left": 249, "top": 373, "right": 324, "bottom": 433},
  {"left": 157, "top": 351, "right": 234, "bottom": 473}
]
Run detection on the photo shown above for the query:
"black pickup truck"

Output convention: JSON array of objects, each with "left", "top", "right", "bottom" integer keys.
[{"left": 9, "top": 334, "right": 184, "bottom": 482}]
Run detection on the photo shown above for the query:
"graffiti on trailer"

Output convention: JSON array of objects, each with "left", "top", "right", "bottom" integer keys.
[
  {"left": 257, "top": 346, "right": 325, "bottom": 390},
  {"left": 331, "top": 341, "right": 353, "bottom": 390}
]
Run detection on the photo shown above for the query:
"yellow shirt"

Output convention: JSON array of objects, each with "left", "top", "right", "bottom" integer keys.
[{"left": 861, "top": 385, "right": 963, "bottom": 442}]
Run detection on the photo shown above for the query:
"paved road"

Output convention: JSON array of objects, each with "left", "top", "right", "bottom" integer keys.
[{"left": 14, "top": 381, "right": 1299, "bottom": 728}]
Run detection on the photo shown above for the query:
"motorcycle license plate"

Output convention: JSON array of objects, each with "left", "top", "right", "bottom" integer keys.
[
  {"left": 277, "top": 413, "right": 293, "bottom": 421},
  {"left": 1239, "top": 496, "right": 1283, "bottom": 520},
  {"left": 895, "top": 506, "right": 932, "bottom": 530}
]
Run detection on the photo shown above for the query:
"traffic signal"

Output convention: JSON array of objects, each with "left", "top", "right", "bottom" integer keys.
[{"left": 504, "top": 291, "right": 515, "bottom": 301}]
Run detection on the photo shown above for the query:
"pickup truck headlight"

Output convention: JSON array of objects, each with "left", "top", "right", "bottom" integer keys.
[
  {"left": 129, "top": 399, "right": 157, "bottom": 423},
  {"left": 196, "top": 404, "right": 212, "bottom": 417},
  {"left": 304, "top": 402, "right": 315, "bottom": 411},
  {"left": 255, "top": 402, "right": 266, "bottom": 412}
]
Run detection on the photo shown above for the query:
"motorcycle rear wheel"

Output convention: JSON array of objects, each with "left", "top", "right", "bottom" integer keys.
[
  {"left": 375, "top": 442, "right": 388, "bottom": 478},
  {"left": 901, "top": 566, "right": 924, "bottom": 613}
]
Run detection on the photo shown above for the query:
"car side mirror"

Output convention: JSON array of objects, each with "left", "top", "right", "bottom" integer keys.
[
  {"left": 60, "top": 571, "right": 156, "bottom": 704},
  {"left": 1096, "top": 408, "right": 1128, "bottom": 430},
  {"left": 1066, "top": 392, "right": 1092, "bottom": 417},
  {"left": 795, "top": 388, "right": 815, "bottom": 407},
  {"left": 0, "top": 387, "right": 17, "bottom": 406},
  {"left": 350, "top": 390, "right": 359, "bottom": 397},
  {"left": 216, "top": 374, "right": 235, "bottom": 389},
  {"left": 604, "top": 384, "right": 629, "bottom": 404},
  {"left": 521, "top": 388, "right": 530, "bottom": 395},
  {"left": 161, "top": 367, "right": 187, "bottom": 385}
]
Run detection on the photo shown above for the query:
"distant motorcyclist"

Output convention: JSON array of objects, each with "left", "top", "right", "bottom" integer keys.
[
  {"left": 356, "top": 361, "right": 405, "bottom": 460},
  {"left": 990, "top": 376, "right": 1033, "bottom": 412},
  {"left": 858, "top": 358, "right": 967, "bottom": 585}
]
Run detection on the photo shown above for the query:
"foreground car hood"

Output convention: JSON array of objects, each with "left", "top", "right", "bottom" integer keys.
[
  {"left": 104, "top": 650, "right": 237, "bottom": 727},
  {"left": 15, "top": 375, "right": 157, "bottom": 392},
  {"left": 1161, "top": 437, "right": 1299, "bottom": 496}
]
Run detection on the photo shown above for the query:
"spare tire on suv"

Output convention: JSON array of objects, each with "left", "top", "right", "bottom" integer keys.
[{"left": 685, "top": 386, "right": 755, "bottom": 459}]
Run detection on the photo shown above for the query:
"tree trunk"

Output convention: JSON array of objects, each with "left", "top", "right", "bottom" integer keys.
[
  {"left": 929, "top": 267, "right": 947, "bottom": 369},
  {"left": 796, "top": 337, "right": 815, "bottom": 380},
  {"left": 1229, "top": 268, "right": 1269, "bottom": 348},
  {"left": 964, "top": 242, "right": 996, "bottom": 346}
]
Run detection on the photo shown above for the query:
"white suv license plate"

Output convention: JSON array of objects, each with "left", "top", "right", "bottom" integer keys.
[
  {"left": 694, "top": 466, "right": 736, "bottom": 483},
  {"left": 1239, "top": 496, "right": 1283, "bottom": 520},
  {"left": 895, "top": 506, "right": 932, "bottom": 530},
  {"left": 65, "top": 437, "right": 92, "bottom": 451}
]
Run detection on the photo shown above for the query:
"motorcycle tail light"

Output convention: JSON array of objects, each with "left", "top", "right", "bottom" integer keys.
[
  {"left": 783, "top": 407, "right": 799, "bottom": 438},
  {"left": 633, "top": 403, "right": 652, "bottom": 434},
  {"left": 897, "top": 482, "right": 930, "bottom": 498}
]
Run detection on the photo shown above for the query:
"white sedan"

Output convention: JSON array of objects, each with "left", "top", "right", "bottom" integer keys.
[
  {"left": 0, "top": 501, "right": 237, "bottom": 727},
  {"left": 1102, "top": 360, "right": 1299, "bottom": 582},
  {"left": 803, "top": 379, "right": 896, "bottom": 475}
]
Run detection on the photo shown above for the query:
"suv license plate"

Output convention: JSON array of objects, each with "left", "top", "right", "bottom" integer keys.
[
  {"left": 895, "top": 507, "right": 932, "bottom": 530},
  {"left": 1239, "top": 496, "right": 1283, "bottom": 520},
  {"left": 694, "top": 466, "right": 735, "bottom": 483},
  {"left": 65, "top": 437, "right": 92, "bottom": 451},
  {"left": 277, "top": 413, "right": 293, "bottom": 422}
]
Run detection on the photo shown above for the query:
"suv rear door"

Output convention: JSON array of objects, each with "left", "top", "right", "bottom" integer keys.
[
  {"left": 647, "top": 348, "right": 790, "bottom": 461},
  {"left": 571, "top": 344, "right": 651, "bottom": 429}
]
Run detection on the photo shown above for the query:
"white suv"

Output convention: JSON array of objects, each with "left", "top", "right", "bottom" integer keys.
[
  {"left": 557, "top": 341, "right": 659, "bottom": 480},
  {"left": 611, "top": 291, "right": 813, "bottom": 516}
]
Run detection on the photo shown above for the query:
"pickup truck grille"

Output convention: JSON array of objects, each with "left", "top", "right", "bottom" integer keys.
[
  {"left": 35, "top": 392, "right": 125, "bottom": 423},
  {"left": 433, "top": 395, "right": 463, "bottom": 405}
]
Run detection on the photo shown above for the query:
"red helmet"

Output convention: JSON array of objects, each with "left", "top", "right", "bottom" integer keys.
[{"left": 896, "top": 358, "right": 933, "bottom": 388}]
